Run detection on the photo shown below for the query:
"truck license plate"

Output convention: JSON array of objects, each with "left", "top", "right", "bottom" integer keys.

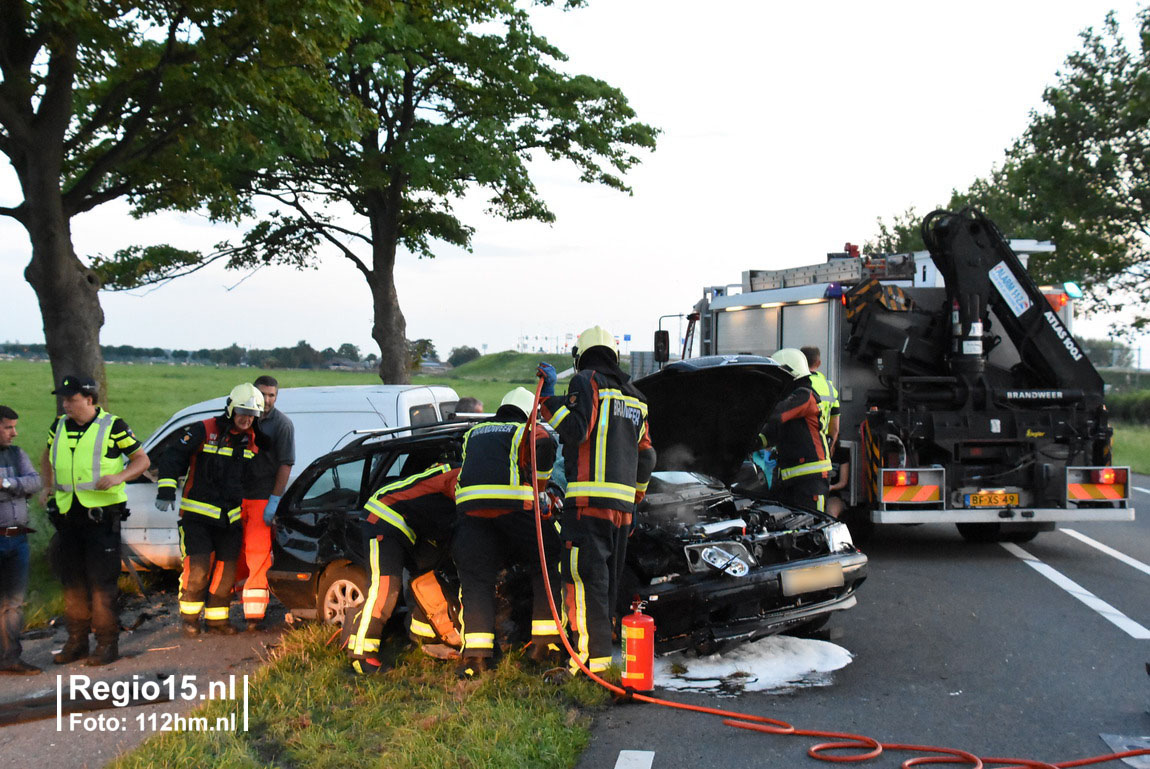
[
  {"left": 780, "top": 563, "right": 844, "bottom": 597},
  {"left": 965, "top": 493, "right": 1019, "bottom": 507}
]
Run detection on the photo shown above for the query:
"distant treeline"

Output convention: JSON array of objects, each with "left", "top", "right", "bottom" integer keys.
[{"left": 1, "top": 340, "right": 374, "bottom": 369}]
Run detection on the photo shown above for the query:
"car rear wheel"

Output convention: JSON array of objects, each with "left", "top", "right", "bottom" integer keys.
[{"left": 317, "top": 563, "right": 369, "bottom": 626}]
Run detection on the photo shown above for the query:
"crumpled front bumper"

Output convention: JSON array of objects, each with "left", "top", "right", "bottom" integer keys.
[{"left": 636, "top": 551, "right": 869, "bottom": 655}]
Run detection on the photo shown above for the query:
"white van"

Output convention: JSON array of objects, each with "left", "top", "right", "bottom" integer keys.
[{"left": 122, "top": 384, "right": 460, "bottom": 569}]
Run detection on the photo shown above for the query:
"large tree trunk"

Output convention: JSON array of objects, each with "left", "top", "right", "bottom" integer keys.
[
  {"left": 368, "top": 208, "right": 410, "bottom": 384},
  {"left": 20, "top": 156, "right": 108, "bottom": 406}
]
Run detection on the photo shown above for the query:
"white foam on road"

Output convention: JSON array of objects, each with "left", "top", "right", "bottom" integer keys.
[
  {"left": 653, "top": 634, "right": 853, "bottom": 695},
  {"left": 613, "top": 750, "right": 655, "bottom": 769}
]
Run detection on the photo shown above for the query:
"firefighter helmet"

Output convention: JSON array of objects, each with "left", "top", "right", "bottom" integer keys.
[
  {"left": 772, "top": 348, "right": 810, "bottom": 377},
  {"left": 226, "top": 383, "right": 265, "bottom": 418},
  {"left": 572, "top": 325, "right": 617, "bottom": 366},
  {"left": 500, "top": 387, "right": 536, "bottom": 418}
]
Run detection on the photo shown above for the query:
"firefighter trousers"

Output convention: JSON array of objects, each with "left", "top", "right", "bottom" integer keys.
[
  {"left": 239, "top": 498, "right": 273, "bottom": 621},
  {"left": 773, "top": 475, "right": 828, "bottom": 514},
  {"left": 346, "top": 534, "right": 404, "bottom": 673},
  {"left": 178, "top": 516, "right": 243, "bottom": 626},
  {"left": 561, "top": 508, "right": 629, "bottom": 673},
  {"left": 453, "top": 510, "right": 561, "bottom": 659}
]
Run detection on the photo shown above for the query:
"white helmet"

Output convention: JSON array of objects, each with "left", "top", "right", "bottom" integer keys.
[
  {"left": 572, "top": 325, "right": 617, "bottom": 367},
  {"left": 226, "top": 383, "right": 265, "bottom": 418},
  {"left": 771, "top": 348, "right": 810, "bottom": 377},
  {"left": 500, "top": 387, "right": 536, "bottom": 418}
]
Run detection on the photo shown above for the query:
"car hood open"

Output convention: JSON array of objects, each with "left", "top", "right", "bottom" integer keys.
[{"left": 634, "top": 355, "right": 795, "bottom": 485}]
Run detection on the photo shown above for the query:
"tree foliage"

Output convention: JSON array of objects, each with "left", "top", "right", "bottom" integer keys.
[
  {"left": 1, "top": 0, "right": 359, "bottom": 397},
  {"left": 188, "top": 0, "right": 658, "bottom": 382},
  {"left": 448, "top": 345, "right": 482, "bottom": 367},
  {"left": 868, "top": 7, "right": 1150, "bottom": 336}
]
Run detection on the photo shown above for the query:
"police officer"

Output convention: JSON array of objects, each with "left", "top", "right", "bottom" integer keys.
[
  {"left": 40, "top": 375, "right": 149, "bottom": 666},
  {"left": 539, "top": 327, "right": 656, "bottom": 675},
  {"left": 757, "top": 349, "right": 831, "bottom": 514},
  {"left": 801, "top": 346, "right": 840, "bottom": 449},
  {"left": 452, "top": 387, "right": 559, "bottom": 678},
  {"left": 156, "top": 384, "right": 261, "bottom": 636}
]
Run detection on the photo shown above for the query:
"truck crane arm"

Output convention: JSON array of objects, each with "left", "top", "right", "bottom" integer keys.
[{"left": 921, "top": 208, "right": 1104, "bottom": 406}]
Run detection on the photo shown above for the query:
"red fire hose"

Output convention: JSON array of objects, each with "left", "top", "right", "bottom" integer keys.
[{"left": 524, "top": 374, "right": 1149, "bottom": 769}]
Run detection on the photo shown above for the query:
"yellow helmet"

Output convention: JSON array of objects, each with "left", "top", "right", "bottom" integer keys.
[
  {"left": 226, "top": 383, "right": 265, "bottom": 418},
  {"left": 771, "top": 348, "right": 810, "bottom": 377},
  {"left": 500, "top": 386, "right": 536, "bottom": 418},
  {"left": 572, "top": 325, "right": 617, "bottom": 366}
]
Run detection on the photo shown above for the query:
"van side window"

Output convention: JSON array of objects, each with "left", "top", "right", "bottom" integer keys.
[
  {"left": 299, "top": 457, "right": 368, "bottom": 511},
  {"left": 409, "top": 403, "right": 438, "bottom": 426}
]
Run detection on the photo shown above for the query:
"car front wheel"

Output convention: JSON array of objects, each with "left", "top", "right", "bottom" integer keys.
[{"left": 317, "top": 563, "right": 368, "bottom": 626}]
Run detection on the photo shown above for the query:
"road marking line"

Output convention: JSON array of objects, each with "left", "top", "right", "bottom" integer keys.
[
  {"left": 1000, "top": 542, "right": 1150, "bottom": 640},
  {"left": 615, "top": 750, "right": 656, "bottom": 769},
  {"left": 1061, "top": 528, "right": 1150, "bottom": 577},
  {"left": 1134, "top": 486, "right": 1150, "bottom": 495}
]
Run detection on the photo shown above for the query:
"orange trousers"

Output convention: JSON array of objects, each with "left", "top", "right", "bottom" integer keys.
[{"left": 238, "top": 498, "right": 273, "bottom": 621}]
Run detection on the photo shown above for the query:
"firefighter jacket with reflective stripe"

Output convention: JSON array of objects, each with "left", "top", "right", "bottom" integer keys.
[
  {"left": 541, "top": 369, "right": 655, "bottom": 513},
  {"left": 48, "top": 409, "right": 138, "bottom": 514},
  {"left": 363, "top": 464, "right": 460, "bottom": 549},
  {"left": 456, "top": 418, "right": 556, "bottom": 515},
  {"left": 758, "top": 380, "right": 831, "bottom": 484},
  {"left": 808, "top": 371, "right": 840, "bottom": 437},
  {"left": 157, "top": 416, "right": 257, "bottom": 525}
]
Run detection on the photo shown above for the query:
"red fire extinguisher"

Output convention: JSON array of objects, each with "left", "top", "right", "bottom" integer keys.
[{"left": 621, "top": 598, "right": 655, "bottom": 692}]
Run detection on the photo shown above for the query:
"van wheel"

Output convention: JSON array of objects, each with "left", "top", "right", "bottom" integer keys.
[{"left": 317, "top": 563, "right": 369, "bottom": 626}]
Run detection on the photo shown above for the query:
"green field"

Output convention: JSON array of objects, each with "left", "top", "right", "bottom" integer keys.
[{"left": 1113, "top": 422, "right": 1150, "bottom": 475}]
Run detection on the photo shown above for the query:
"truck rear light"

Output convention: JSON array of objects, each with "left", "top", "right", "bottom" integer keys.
[
  {"left": 884, "top": 471, "right": 918, "bottom": 487},
  {"left": 1092, "top": 468, "right": 1126, "bottom": 484}
]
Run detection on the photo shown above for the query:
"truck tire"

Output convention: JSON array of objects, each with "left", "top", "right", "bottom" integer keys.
[
  {"left": 317, "top": 563, "right": 369, "bottom": 626},
  {"left": 956, "top": 523, "right": 1040, "bottom": 543}
]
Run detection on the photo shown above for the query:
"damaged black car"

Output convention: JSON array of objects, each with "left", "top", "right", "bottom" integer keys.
[{"left": 267, "top": 355, "right": 868, "bottom": 655}]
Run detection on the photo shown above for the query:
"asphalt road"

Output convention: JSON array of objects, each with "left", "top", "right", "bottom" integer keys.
[{"left": 578, "top": 474, "right": 1150, "bottom": 769}]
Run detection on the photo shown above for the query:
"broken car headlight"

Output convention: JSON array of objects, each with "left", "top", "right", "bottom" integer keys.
[
  {"left": 684, "top": 541, "right": 756, "bottom": 577},
  {"left": 824, "top": 522, "right": 854, "bottom": 553}
]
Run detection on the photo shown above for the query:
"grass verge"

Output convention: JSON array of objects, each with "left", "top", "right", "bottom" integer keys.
[
  {"left": 1112, "top": 422, "right": 1150, "bottom": 475},
  {"left": 111, "top": 624, "right": 609, "bottom": 769}
]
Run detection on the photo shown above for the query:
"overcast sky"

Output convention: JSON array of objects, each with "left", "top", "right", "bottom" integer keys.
[{"left": 2, "top": 1, "right": 1148, "bottom": 363}]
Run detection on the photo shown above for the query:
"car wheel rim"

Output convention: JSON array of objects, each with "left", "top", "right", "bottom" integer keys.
[{"left": 323, "top": 579, "right": 364, "bottom": 625}]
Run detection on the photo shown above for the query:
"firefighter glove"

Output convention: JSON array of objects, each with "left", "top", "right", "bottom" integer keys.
[
  {"left": 154, "top": 497, "right": 175, "bottom": 512},
  {"left": 263, "top": 494, "right": 281, "bottom": 525},
  {"left": 537, "top": 362, "right": 557, "bottom": 397}
]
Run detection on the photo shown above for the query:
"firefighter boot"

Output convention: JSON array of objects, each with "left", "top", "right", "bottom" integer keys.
[
  {"left": 455, "top": 655, "right": 492, "bottom": 680},
  {"left": 181, "top": 617, "right": 201, "bottom": 637},
  {"left": 524, "top": 638, "right": 567, "bottom": 671},
  {"left": 206, "top": 621, "right": 238, "bottom": 636},
  {"left": 86, "top": 638, "right": 119, "bottom": 666},
  {"left": 53, "top": 636, "right": 90, "bottom": 665}
]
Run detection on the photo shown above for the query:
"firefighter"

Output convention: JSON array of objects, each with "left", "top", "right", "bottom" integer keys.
[
  {"left": 538, "top": 326, "right": 656, "bottom": 675},
  {"left": 345, "top": 462, "right": 462, "bottom": 675},
  {"left": 452, "top": 387, "right": 559, "bottom": 678},
  {"left": 156, "top": 384, "right": 262, "bottom": 636},
  {"left": 757, "top": 348, "right": 831, "bottom": 514},
  {"left": 801, "top": 346, "right": 840, "bottom": 450}
]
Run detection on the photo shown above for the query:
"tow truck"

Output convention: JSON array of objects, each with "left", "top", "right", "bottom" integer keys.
[{"left": 673, "top": 208, "right": 1133, "bottom": 542}]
